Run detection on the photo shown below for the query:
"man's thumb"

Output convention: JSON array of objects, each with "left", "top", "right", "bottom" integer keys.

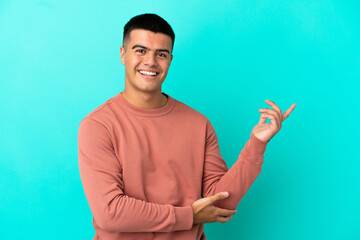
[
  {"left": 222, "top": 192, "right": 229, "bottom": 197},
  {"left": 213, "top": 192, "right": 229, "bottom": 202}
]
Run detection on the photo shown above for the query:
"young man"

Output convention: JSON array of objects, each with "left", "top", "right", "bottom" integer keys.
[{"left": 78, "top": 13, "right": 296, "bottom": 240}]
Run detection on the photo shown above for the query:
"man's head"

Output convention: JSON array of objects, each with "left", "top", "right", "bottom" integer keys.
[
  {"left": 122, "top": 13, "right": 175, "bottom": 52},
  {"left": 120, "top": 14, "right": 175, "bottom": 96}
]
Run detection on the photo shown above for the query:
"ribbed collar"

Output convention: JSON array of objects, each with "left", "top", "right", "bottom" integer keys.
[{"left": 114, "top": 91, "right": 175, "bottom": 117}]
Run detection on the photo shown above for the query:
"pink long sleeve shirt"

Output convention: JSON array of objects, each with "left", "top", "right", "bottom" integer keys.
[{"left": 77, "top": 92, "right": 268, "bottom": 240}]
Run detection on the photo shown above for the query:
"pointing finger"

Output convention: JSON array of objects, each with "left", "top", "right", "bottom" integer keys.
[{"left": 282, "top": 103, "right": 297, "bottom": 121}]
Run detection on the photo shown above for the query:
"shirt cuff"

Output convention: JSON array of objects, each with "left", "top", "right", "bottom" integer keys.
[
  {"left": 249, "top": 132, "right": 268, "bottom": 156},
  {"left": 171, "top": 205, "right": 194, "bottom": 231}
]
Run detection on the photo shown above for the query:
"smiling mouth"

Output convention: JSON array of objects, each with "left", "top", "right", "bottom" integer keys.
[{"left": 138, "top": 70, "right": 159, "bottom": 77}]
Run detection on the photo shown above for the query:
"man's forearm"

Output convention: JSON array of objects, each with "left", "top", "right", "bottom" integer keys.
[{"left": 202, "top": 132, "right": 268, "bottom": 210}]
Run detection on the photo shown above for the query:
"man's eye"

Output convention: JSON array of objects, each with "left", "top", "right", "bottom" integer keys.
[
  {"left": 157, "top": 53, "right": 167, "bottom": 58},
  {"left": 136, "top": 49, "right": 145, "bottom": 53}
]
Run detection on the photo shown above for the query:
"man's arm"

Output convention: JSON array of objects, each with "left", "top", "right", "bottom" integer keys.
[
  {"left": 201, "top": 119, "right": 268, "bottom": 210},
  {"left": 78, "top": 118, "right": 193, "bottom": 232}
]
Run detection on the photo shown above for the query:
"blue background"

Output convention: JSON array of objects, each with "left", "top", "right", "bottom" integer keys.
[{"left": 1, "top": 0, "right": 359, "bottom": 239}]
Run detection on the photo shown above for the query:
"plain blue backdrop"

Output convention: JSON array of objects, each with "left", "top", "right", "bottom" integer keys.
[{"left": 1, "top": 0, "right": 359, "bottom": 239}]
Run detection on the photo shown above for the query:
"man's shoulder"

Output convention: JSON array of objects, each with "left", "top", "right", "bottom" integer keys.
[
  {"left": 172, "top": 96, "right": 210, "bottom": 124},
  {"left": 79, "top": 94, "right": 118, "bottom": 127}
]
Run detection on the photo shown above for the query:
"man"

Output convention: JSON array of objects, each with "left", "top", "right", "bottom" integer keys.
[{"left": 78, "top": 13, "right": 296, "bottom": 240}]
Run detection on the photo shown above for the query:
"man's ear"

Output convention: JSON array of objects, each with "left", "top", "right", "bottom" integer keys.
[
  {"left": 170, "top": 54, "right": 173, "bottom": 62},
  {"left": 120, "top": 46, "right": 125, "bottom": 65}
]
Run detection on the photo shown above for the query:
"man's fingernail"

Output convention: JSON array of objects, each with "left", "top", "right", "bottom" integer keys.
[{"left": 223, "top": 192, "right": 229, "bottom": 197}]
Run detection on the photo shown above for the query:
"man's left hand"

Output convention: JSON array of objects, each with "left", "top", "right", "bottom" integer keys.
[{"left": 251, "top": 100, "right": 297, "bottom": 142}]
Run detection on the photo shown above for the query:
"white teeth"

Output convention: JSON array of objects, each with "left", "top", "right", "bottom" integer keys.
[{"left": 139, "top": 70, "right": 157, "bottom": 76}]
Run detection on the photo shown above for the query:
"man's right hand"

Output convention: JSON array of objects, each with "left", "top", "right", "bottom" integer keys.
[{"left": 191, "top": 192, "right": 237, "bottom": 224}]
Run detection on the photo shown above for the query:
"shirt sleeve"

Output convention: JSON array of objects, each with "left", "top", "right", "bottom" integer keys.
[
  {"left": 77, "top": 118, "right": 193, "bottom": 233},
  {"left": 201, "top": 119, "right": 268, "bottom": 210}
]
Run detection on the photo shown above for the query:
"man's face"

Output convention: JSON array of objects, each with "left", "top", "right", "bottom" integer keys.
[{"left": 120, "top": 29, "right": 173, "bottom": 95}]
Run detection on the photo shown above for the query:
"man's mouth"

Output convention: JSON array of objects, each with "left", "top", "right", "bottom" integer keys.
[{"left": 138, "top": 70, "right": 159, "bottom": 77}]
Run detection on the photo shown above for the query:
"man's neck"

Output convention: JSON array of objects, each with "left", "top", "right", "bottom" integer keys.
[{"left": 121, "top": 90, "right": 168, "bottom": 109}]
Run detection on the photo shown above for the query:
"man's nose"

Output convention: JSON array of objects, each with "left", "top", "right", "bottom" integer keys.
[{"left": 143, "top": 52, "right": 157, "bottom": 66}]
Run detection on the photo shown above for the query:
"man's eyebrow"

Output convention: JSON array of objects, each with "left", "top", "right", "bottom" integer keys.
[{"left": 132, "top": 44, "right": 170, "bottom": 54}]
